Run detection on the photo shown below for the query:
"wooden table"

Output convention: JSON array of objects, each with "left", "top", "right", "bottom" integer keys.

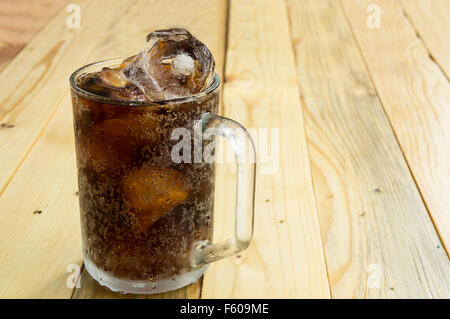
[{"left": 0, "top": 0, "right": 449, "bottom": 299}]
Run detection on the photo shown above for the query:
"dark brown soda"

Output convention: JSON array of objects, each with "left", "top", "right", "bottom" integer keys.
[{"left": 71, "top": 73, "right": 218, "bottom": 281}]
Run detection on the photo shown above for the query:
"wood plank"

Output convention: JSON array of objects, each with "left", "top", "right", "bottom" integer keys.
[
  {"left": 0, "top": 0, "right": 227, "bottom": 298},
  {"left": 0, "top": 92, "right": 82, "bottom": 298},
  {"left": 287, "top": 0, "right": 450, "bottom": 298},
  {"left": 0, "top": 0, "right": 69, "bottom": 72},
  {"left": 201, "top": 0, "right": 331, "bottom": 298},
  {"left": 400, "top": 0, "right": 450, "bottom": 78},
  {"left": 341, "top": 0, "right": 450, "bottom": 255},
  {"left": 0, "top": 0, "right": 137, "bottom": 195}
]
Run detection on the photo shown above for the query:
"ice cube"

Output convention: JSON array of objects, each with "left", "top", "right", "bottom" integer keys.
[
  {"left": 98, "top": 67, "right": 128, "bottom": 88},
  {"left": 79, "top": 68, "right": 146, "bottom": 101},
  {"left": 118, "top": 55, "right": 136, "bottom": 70},
  {"left": 122, "top": 28, "right": 215, "bottom": 101},
  {"left": 122, "top": 166, "right": 188, "bottom": 231},
  {"left": 172, "top": 53, "right": 195, "bottom": 77}
]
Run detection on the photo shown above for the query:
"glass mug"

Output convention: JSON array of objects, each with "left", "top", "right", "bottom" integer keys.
[{"left": 70, "top": 58, "right": 256, "bottom": 294}]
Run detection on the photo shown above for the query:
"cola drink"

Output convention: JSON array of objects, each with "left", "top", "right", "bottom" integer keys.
[
  {"left": 71, "top": 29, "right": 219, "bottom": 293},
  {"left": 71, "top": 28, "right": 256, "bottom": 295}
]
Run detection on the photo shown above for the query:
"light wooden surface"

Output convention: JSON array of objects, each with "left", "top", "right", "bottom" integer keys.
[
  {"left": 0, "top": 0, "right": 68, "bottom": 72},
  {"left": 341, "top": 0, "right": 450, "bottom": 255},
  {"left": 201, "top": 0, "right": 330, "bottom": 298},
  {"left": 400, "top": 0, "right": 450, "bottom": 78},
  {"left": 0, "top": 0, "right": 449, "bottom": 298},
  {"left": 0, "top": 0, "right": 136, "bottom": 196},
  {"left": 286, "top": 0, "right": 449, "bottom": 298}
]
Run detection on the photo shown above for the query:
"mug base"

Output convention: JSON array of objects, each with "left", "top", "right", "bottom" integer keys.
[{"left": 83, "top": 256, "right": 208, "bottom": 294}]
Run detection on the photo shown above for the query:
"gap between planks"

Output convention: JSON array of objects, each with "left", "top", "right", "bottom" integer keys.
[
  {"left": 201, "top": 0, "right": 331, "bottom": 298},
  {"left": 286, "top": 0, "right": 449, "bottom": 298},
  {"left": 284, "top": 0, "right": 333, "bottom": 296},
  {"left": 400, "top": 0, "right": 450, "bottom": 80},
  {"left": 340, "top": 0, "right": 450, "bottom": 256}
]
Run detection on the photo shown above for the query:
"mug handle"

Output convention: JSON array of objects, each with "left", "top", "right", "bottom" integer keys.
[{"left": 191, "top": 113, "right": 256, "bottom": 267}]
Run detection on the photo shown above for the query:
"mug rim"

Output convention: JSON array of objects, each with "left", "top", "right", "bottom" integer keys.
[{"left": 69, "top": 57, "right": 220, "bottom": 107}]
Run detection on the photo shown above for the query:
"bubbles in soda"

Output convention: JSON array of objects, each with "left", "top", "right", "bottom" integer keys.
[
  {"left": 122, "top": 166, "right": 189, "bottom": 232},
  {"left": 72, "top": 28, "right": 218, "bottom": 288}
]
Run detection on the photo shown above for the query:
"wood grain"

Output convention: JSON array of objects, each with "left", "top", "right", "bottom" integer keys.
[
  {"left": 341, "top": 0, "right": 450, "bottom": 255},
  {"left": 201, "top": 0, "right": 331, "bottom": 298},
  {"left": 287, "top": 0, "right": 450, "bottom": 298},
  {"left": 0, "top": 0, "right": 69, "bottom": 72},
  {"left": 0, "top": 0, "right": 137, "bottom": 195},
  {"left": 0, "top": 0, "right": 227, "bottom": 298},
  {"left": 0, "top": 93, "right": 82, "bottom": 298},
  {"left": 400, "top": 0, "right": 450, "bottom": 78}
]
